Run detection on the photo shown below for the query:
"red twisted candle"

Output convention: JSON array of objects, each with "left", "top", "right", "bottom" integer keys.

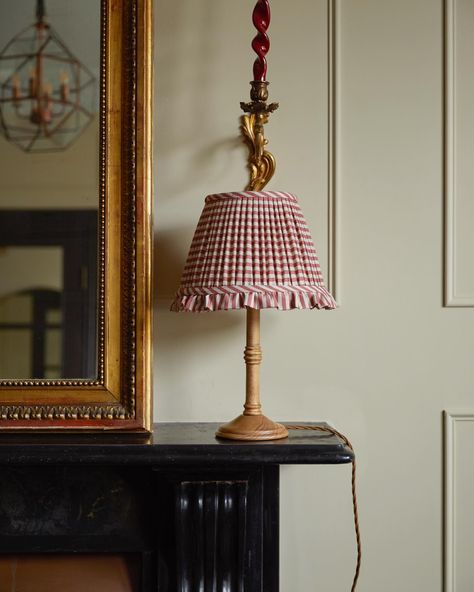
[{"left": 251, "top": 0, "right": 271, "bottom": 82}]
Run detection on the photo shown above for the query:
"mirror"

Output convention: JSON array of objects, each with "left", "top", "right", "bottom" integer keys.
[
  {"left": 0, "top": 0, "right": 100, "bottom": 380},
  {"left": 0, "top": 0, "right": 153, "bottom": 431},
  {"left": 0, "top": 211, "right": 98, "bottom": 379}
]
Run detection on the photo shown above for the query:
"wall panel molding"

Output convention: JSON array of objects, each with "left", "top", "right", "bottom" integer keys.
[
  {"left": 443, "top": 410, "right": 474, "bottom": 591},
  {"left": 444, "top": 0, "right": 474, "bottom": 306},
  {"left": 327, "top": 0, "right": 340, "bottom": 302}
]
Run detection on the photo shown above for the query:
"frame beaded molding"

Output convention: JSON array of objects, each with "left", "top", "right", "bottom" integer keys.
[{"left": 121, "top": 0, "right": 138, "bottom": 418}]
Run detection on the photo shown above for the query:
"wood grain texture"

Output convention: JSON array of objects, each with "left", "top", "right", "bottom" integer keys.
[{"left": 216, "top": 309, "right": 288, "bottom": 441}]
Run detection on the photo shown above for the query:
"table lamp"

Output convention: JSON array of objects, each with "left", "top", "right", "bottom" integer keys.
[{"left": 171, "top": 0, "right": 336, "bottom": 441}]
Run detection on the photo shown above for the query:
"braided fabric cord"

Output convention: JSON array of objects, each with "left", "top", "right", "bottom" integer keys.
[{"left": 284, "top": 424, "right": 361, "bottom": 592}]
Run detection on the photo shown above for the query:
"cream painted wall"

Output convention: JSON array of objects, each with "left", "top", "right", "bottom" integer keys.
[{"left": 154, "top": 1, "right": 474, "bottom": 591}]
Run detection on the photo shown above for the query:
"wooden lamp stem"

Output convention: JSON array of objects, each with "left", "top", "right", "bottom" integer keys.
[
  {"left": 243, "top": 308, "right": 262, "bottom": 416},
  {"left": 215, "top": 308, "right": 288, "bottom": 441}
]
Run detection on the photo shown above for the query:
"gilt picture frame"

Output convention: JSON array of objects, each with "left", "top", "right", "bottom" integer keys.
[{"left": 0, "top": 0, "right": 153, "bottom": 431}]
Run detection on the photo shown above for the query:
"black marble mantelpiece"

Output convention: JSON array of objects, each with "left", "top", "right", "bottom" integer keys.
[
  {"left": 0, "top": 423, "right": 353, "bottom": 591},
  {"left": 0, "top": 422, "right": 353, "bottom": 465}
]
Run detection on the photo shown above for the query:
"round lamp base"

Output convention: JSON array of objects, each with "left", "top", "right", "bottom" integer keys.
[{"left": 216, "top": 414, "right": 289, "bottom": 441}]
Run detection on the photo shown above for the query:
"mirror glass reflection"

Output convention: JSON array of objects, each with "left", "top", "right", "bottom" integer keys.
[{"left": 0, "top": 0, "right": 100, "bottom": 380}]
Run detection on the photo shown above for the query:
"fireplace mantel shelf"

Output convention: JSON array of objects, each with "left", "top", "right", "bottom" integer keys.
[
  {"left": 0, "top": 422, "right": 353, "bottom": 591},
  {"left": 0, "top": 421, "right": 353, "bottom": 465}
]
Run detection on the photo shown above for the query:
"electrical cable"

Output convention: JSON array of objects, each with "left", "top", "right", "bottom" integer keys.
[{"left": 284, "top": 424, "right": 361, "bottom": 591}]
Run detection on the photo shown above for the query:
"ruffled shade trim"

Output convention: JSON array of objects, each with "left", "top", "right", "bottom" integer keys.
[{"left": 170, "top": 284, "right": 337, "bottom": 312}]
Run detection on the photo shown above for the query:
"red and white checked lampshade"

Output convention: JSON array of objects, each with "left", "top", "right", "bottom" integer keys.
[{"left": 171, "top": 191, "right": 337, "bottom": 312}]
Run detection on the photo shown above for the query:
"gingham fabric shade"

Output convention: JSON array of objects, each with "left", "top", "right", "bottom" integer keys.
[{"left": 171, "top": 191, "right": 337, "bottom": 312}]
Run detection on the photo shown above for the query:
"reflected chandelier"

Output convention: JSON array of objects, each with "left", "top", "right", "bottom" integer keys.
[{"left": 0, "top": 0, "right": 96, "bottom": 153}]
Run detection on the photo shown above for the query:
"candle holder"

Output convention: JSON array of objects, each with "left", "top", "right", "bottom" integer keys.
[
  {"left": 240, "top": 0, "right": 279, "bottom": 192},
  {"left": 240, "top": 81, "right": 279, "bottom": 191}
]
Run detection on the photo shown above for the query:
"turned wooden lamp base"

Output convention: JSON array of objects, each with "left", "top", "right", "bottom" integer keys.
[
  {"left": 216, "top": 414, "right": 288, "bottom": 441},
  {"left": 215, "top": 307, "right": 289, "bottom": 442}
]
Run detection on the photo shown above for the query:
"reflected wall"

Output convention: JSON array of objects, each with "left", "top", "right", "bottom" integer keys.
[{"left": 0, "top": 0, "right": 100, "bottom": 380}]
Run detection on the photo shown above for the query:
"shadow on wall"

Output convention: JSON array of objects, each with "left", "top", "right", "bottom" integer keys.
[
  {"left": 153, "top": 231, "right": 242, "bottom": 347},
  {"left": 154, "top": 228, "right": 186, "bottom": 300}
]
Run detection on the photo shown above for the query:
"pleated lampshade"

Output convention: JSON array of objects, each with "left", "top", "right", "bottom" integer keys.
[{"left": 171, "top": 191, "right": 336, "bottom": 312}]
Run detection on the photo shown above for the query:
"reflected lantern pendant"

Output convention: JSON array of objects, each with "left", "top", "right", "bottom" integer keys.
[{"left": 0, "top": 0, "right": 96, "bottom": 152}]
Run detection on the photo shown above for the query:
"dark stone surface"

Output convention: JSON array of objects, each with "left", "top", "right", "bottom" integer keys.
[
  {"left": 0, "top": 422, "right": 353, "bottom": 466},
  {"left": 0, "top": 423, "right": 352, "bottom": 591},
  {"left": 0, "top": 467, "right": 153, "bottom": 553}
]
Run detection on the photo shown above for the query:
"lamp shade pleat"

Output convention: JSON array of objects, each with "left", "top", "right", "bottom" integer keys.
[{"left": 171, "top": 191, "right": 337, "bottom": 312}]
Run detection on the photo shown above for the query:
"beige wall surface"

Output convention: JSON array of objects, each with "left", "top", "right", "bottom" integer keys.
[
  {"left": 0, "top": 119, "right": 99, "bottom": 209},
  {"left": 154, "top": 1, "right": 474, "bottom": 591}
]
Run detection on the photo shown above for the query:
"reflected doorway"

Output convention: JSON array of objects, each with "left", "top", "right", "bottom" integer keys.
[{"left": 0, "top": 210, "right": 97, "bottom": 379}]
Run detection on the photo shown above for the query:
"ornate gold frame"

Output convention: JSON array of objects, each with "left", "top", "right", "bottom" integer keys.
[{"left": 0, "top": 0, "right": 153, "bottom": 431}]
